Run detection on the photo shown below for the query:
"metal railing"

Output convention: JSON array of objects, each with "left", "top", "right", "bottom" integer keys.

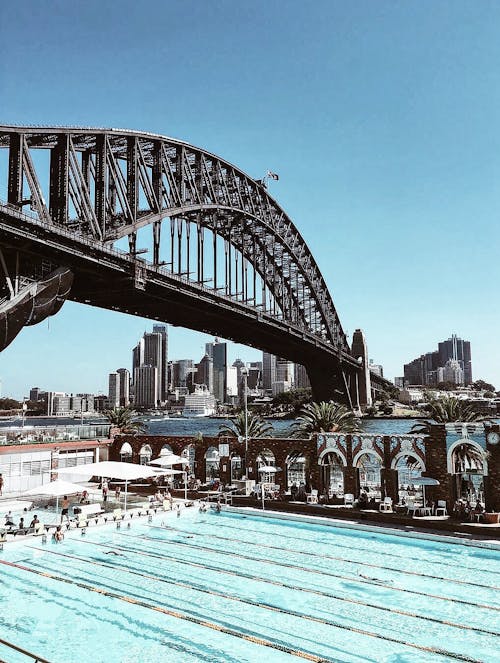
[
  {"left": 0, "top": 424, "right": 111, "bottom": 446},
  {"left": 0, "top": 637, "right": 51, "bottom": 662}
]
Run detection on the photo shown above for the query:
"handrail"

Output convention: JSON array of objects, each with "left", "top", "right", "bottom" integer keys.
[{"left": 0, "top": 636, "right": 52, "bottom": 662}]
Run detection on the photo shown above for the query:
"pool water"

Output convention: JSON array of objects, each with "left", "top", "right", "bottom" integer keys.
[{"left": 0, "top": 508, "right": 499, "bottom": 662}]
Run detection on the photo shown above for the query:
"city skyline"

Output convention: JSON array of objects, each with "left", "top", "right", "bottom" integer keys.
[{"left": 1, "top": 1, "right": 499, "bottom": 397}]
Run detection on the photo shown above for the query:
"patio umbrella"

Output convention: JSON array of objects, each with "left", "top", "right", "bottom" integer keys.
[
  {"left": 150, "top": 456, "right": 190, "bottom": 499},
  {"left": 258, "top": 466, "right": 278, "bottom": 510},
  {"left": 23, "top": 479, "right": 86, "bottom": 522},
  {"left": 412, "top": 477, "right": 440, "bottom": 508},
  {"left": 57, "top": 461, "right": 156, "bottom": 511}
]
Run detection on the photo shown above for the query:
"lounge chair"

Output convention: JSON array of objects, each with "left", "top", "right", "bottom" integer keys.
[
  {"left": 435, "top": 500, "right": 448, "bottom": 516},
  {"left": 379, "top": 497, "right": 393, "bottom": 513},
  {"left": 306, "top": 489, "right": 319, "bottom": 504},
  {"left": 344, "top": 493, "right": 354, "bottom": 507}
]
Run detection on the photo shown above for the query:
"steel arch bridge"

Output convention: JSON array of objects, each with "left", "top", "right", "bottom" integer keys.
[{"left": 0, "top": 125, "right": 374, "bottom": 406}]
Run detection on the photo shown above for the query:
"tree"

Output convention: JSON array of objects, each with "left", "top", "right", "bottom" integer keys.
[
  {"left": 292, "top": 401, "right": 361, "bottom": 438},
  {"left": 103, "top": 407, "right": 146, "bottom": 434},
  {"left": 436, "top": 381, "right": 456, "bottom": 391},
  {"left": 272, "top": 388, "right": 312, "bottom": 415},
  {"left": 218, "top": 411, "right": 273, "bottom": 438},
  {"left": 473, "top": 379, "right": 496, "bottom": 392},
  {"left": 411, "top": 396, "right": 485, "bottom": 435},
  {"left": 0, "top": 398, "right": 21, "bottom": 410}
]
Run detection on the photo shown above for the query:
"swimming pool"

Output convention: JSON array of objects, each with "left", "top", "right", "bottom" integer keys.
[{"left": 0, "top": 507, "right": 499, "bottom": 662}]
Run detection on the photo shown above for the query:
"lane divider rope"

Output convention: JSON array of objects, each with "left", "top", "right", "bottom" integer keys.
[
  {"left": 155, "top": 523, "right": 498, "bottom": 591},
  {"left": 29, "top": 545, "right": 500, "bottom": 639},
  {"left": 22, "top": 547, "right": 482, "bottom": 663},
  {"left": 126, "top": 531, "right": 499, "bottom": 612},
  {"left": 0, "top": 557, "right": 331, "bottom": 663}
]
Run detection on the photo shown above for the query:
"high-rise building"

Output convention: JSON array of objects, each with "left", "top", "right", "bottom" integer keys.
[
  {"left": 294, "top": 364, "right": 311, "bottom": 389},
  {"left": 108, "top": 372, "right": 120, "bottom": 408},
  {"left": 262, "top": 352, "right": 277, "bottom": 391},
  {"left": 404, "top": 334, "right": 472, "bottom": 386},
  {"left": 132, "top": 339, "right": 144, "bottom": 384},
  {"left": 134, "top": 365, "right": 158, "bottom": 407},
  {"left": 438, "top": 335, "right": 472, "bottom": 385},
  {"left": 195, "top": 353, "right": 214, "bottom": 393},
  {"left": 116, "top": 368, "right": 130, "bottom": 406},
  {"left": 207, "top": 339, "right": 227, "bottom": 402},
  {"left": 171, "top": 359, "right": 195, "bottom": 390},
  {"left": 276, "top": 357, "right": 294, "bottom": 385},
  {"left": 152, "top": 324, "right": 168, "bottom": 400}
]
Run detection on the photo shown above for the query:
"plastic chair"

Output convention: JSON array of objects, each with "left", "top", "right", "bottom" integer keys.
[
  {"left": 379, "top": 497, "right": 393, "bottom": 513},
  {"left": 306, "top": 489, "right": 319, "bottom": 504},
  {"left": 435, "top": 500, "right": 448, "bottom": 516},
  {"left": 344, "top": 493, "right": 354, "bottom": 507}
]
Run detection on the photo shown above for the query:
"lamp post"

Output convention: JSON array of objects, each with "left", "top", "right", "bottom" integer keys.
[{"left": 240, "top": 367, "right": 249, "bottom": 477}]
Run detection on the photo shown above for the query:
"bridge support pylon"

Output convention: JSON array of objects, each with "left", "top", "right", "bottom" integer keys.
[{"left": 350, "top": 329, "right": 372, "bottom": 412}]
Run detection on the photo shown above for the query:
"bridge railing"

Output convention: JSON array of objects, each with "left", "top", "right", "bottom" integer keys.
[{"left": 0, "top": 201, "right": 351, "bottom": 358}]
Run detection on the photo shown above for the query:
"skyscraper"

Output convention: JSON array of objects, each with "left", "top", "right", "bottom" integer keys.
[
  {"left": 404, "top": 334, "right": 472, "bottom": 386},
  {"left": 116, "top": 368, "right": 130, "bottom": 406},
  {"left": 294, "top": 364, "right": 311, "bottom": 389},
  {"left": 195, "top": 353, "right": 214, "bottom": 393},
  {"left": 108, "top": 372, "right": 120, "bottom": 408},
  {"left": 152, "top": 324, "right": 168, "bottom": 400},
  {"left": 206, "top": 339, "right": 227, "bottom": 403},
  {"left": 134, "top": 365, "right": 158, "bottom": 407},
  {"left": 438, "top": 335, "right": 472, "bottom": 385},
  {"left": 262, "top": 352, "right": 277, "bottom": 391}
]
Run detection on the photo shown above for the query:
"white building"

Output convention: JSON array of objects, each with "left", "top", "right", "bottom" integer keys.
[{"left": 183, "top": 386, "right": 216, "bottom": 417}]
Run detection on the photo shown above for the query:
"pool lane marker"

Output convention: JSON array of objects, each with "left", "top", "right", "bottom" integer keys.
[
  {"left": 21, "top": 547, "right": 484, "bottom": 663},
  {"left": 209, "top": 517, "right": 500, "bottom": 577},
  {"left": 155, "top": 523, "right": 499, "bottom": 592},
  {"left": 30, "top": 544, "right": 500, "bottom": 640},
  {"left": 0, "top": 557, "right": 330, "bottom": 663},
  {"left": 126, "top": 531, "right": 500, "bottom": 613}
]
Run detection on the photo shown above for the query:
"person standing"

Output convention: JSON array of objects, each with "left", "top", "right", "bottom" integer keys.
[
  {"left": 0, "top": 473, "right": 3, "bottom": 495},
  {"left": 60, "top": 496, "right": 70, "bottom": 523},
  {"left": 102, "top": 480, "right": 109, "bottom": 503},
  {"left": 115, "top": 485, "right": 121, "bottom": 501}
]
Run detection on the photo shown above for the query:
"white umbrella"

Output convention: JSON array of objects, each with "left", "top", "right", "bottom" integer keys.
[
  {"left": 23, "top": 479, "right": 86, "bottom": 522},
  {"left": 150, "top": 455, "right": 189, "bottom": 467},
  {"left": 412, "top": 477, "right": 440, "bottom": 509},
  {"left": 150, "top": 456, "right": 189, "bottom": 499},
  {"left": 258, "top": 466, "right": 278, "bottom": 510},
  {"left": 57, "top": 461, "right": 156, "bottom": 511}
]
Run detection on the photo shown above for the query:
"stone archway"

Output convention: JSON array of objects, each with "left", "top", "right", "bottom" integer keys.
[
  {"left": 448, "top": 439, "right": 488, "bottom": 504},
  {"left": 139, "top": 444, "right": 152, "bottom": 465},
  {"left": 318, "top": 449, "right": 346, "bottom": 497},
  {"left": 204, "top": 446, "right": 220, "bottom": 482},
  {"left": 353, "top": 450, "right": 383, "bottom": 499},
  {"left": 285, "top": 451, "right": 306, "bottom": 492},
  {"left": 119, "top": 441, "right": 133, "bottom": 463},
  {"left": 391, "top": 452, "right": 425, "bottom": 504}
]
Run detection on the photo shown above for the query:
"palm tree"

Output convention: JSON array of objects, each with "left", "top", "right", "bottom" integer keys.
[
  {"left": 452, "top": 443, "right": 488, "bottom": 474},
  {"left": 411, "top": 396, "right": 484, "bottom": 435},
  {"left": 218, "top": 411, "right": 273, "bottom": 438},
  {"left": 292, "top": 401, "right": 361, "bottom": 438},
  {"left": 103, "top": 406, "right": 146, "bottom": 434}
]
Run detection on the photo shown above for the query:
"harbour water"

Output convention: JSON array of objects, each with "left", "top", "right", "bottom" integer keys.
[{"left": 0, "top": 416, "right": 424, "bottom": 437}]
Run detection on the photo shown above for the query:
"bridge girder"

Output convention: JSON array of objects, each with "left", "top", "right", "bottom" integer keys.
[{"left": 0, "top": 126, "right": 348, "bottom": 352}]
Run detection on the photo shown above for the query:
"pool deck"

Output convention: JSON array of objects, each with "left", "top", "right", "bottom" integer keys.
[{"left": 229, "top": 496, "right": 500, "bottom": 545}]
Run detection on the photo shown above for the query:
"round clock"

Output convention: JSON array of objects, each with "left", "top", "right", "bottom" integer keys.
[{"left": 487, "top": 431, "right": 499, "bottom": 445}]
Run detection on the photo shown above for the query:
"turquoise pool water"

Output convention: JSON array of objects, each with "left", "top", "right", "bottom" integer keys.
[{"left": 0, "top": 508, "right": 499, "bottom": 662}]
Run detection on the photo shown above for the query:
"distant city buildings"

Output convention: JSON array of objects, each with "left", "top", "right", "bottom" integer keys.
[
  {"left": 130, "top": 326, "right": 169, "bottom": 407},
  {"left": 368, "top": 360, "right": 384, "bottom": 378},
  {"left": 404, "top": 334, "right": 472, "bottom": 387}
]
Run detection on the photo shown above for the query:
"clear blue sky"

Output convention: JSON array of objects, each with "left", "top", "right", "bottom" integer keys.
[{"left": 1, "top": 0, "right": 499, "bottom": 398}]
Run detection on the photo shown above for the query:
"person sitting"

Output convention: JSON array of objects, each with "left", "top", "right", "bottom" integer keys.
[
  {"left": 471, "top": 501, "right": 484, "bottom": 521},
  {"left": 29, "top": 515, "right": 40, "bottom": 529},
  {"left": 358, "top": 491, "right": 369, "bottom": 509},
  {"left": 18, "top": 517, "right": 26, "bottom": 531},
  {"left": 52, "top": 525, "right": 64, "bottom": 543},
  {"left": 290, "top": 482, "right": 298, "bottom": 500},
  {"left": 79, "top": 490, "right": 89, "bottom": 504},
  {"left": 4, "top": 512, "right": 15, "bottom": 527}
]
